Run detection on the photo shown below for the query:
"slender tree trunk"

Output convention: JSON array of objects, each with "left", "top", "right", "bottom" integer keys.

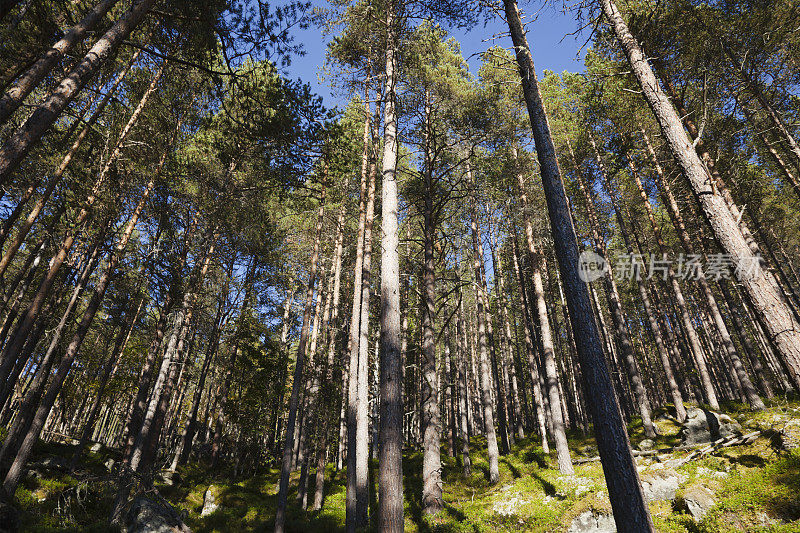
[
  {"left": 0, "top": 0, "right": 120, "bottom": 125},
  {"left": 512, "top": 148, "right": 575, "bottom": 471},
  {"left": 420, "top": 88, "right": 443, "bottom": 512},
  {"left": 510, "top": 230, "right": 549, "bottom": 449},
  {"left": 2, "top": 170, "right": 158, "bottom": 497},
  {"left": 640, "top": 129, "right": 721, "bottom": 408},
  {"left": 503, "top": 1, "right": 653, "bottom": 529},
  {"left": 0, "top": 47, "right": 142, "bottom": 279},
  {"left": 312, "top": 203, "right": 346, "bottom": 511},
  {"left": 468, "top": 162, "right": 501, "bottom": 483},
  {"left": 346, "top": 90, "right": 372, "bottom": 533},
  {"left": 274, "top": 185, "right": 326, "bottom": 533},
  {"left": 456, "top": 292, "right": 471, "bottom": 475}
]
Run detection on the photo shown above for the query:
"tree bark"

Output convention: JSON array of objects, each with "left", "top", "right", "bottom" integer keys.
[
  {"left": 378, "top": 0, "right": 405, "bottom": 527},
  {"left": 0, "top": 0, "right": 158, "bottom": 183},
  {"left": 503, "top": 1, "right": 653, "bottom": 529},
  {"left": 602, "top": 0, "right": 800, "bottom": 392},
  {"left": 512, "top": 147, "right": 574, "bottom": 471},
  {"left": 0, "top": 0, "right": 120, "bottom": 126},
  {"left": 274, "top": 184, "right": 326, "bottom": 533}
]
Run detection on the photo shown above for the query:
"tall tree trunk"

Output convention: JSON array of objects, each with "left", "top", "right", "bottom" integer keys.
[
  {"left": 378, "top": 1, "right": 405, "bottom": 528},
  {"left": 503, "top": 1, "right": 653, "bottom": 529},
  {"left": 0, "top": 47, "right": 143, "bottom": 279},
  {"left": 2, "top": 170, "right": 158, "bottom": 497},
  {"left": 510, "top": 230, "right": 549, "bottom": 449},
  {"left": 586, "top": 138, "right": 687, "bottom": 421},
  {"left": 420, "top": 87, "right": 443, "bottom": 513},
  {"left": 640, "top": 128, "right": 721, "bottom": 408},
  {"left": 602, "top": 0, "right": 800, "bottom": 392},
  {"left": 468, "top": 162, "right": 501, "bottom": 484},
  {"left": 512, "top": 147, "right": 574, "bottom": 472},
  {"left": 456, "top": 291, "right": 471, "bottom": 475},
  {"left": 346, "top": 90, "right": 373, "bottom": 533},
  {"left": 312, "top": 203, "right": 346, "bottom": 511}
]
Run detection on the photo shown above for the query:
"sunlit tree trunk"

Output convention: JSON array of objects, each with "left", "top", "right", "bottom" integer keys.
[
  {"left": 378, "top": 1, "right": 405, "bottom": 528},
  {"left": 602, "top": 0, "right": 800, "bottom": 392},
  {"left": 0, "top": 0, "right": 158, "bottom": 182}
]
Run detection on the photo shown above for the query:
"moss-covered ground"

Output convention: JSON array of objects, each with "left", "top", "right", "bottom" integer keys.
[{"left": 13, "top": 399, "right": 800, "bottom": 532}]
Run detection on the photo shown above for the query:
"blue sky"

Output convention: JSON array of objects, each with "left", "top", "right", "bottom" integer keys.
[{"left": 283, "top": 1, "right": 588, "bottom": 110}]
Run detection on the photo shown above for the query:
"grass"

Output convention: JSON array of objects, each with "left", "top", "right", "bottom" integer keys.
[{"left": 11, "top": 400, "right": 800, "bottom": 532}]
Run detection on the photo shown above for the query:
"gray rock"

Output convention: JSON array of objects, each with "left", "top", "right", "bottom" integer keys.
[
  {"left": 105, "top": 458, "right": 116, "bottom": 472},
  {"left": 680, "top": 408, "right": 742, "bottom": 446},
  {"left": 567, "top": 510, "right": 616, "bottom": 532},
  {"left": 638, "top": 439, "right": 655, "bottom": 451},
  {"left": 158, "top": 470, "right": 180, "bottom": 487},
  {"left": 777, "top": 419, "right": 800, "bottom": 451},
  {"left": 679, "top": 485, "right": 716, "bottom": 521},
  {"left": 125, "top": 496, "right": 191, "bottom": 533},
  {"left": 640, "top": 466, "right": 686, "bottom": 502},
  {"left": 90, "top": 443, "right": 103, "bottom": 453},
  {"left": 200, "top": 485, "right": 220, "bottom": 517}
]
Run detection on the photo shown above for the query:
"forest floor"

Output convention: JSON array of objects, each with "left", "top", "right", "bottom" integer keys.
[{"left": 12, "top": 400, "right": 800, "bottom": 532}]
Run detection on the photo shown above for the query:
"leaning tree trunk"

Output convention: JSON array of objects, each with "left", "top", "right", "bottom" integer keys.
[
  {"left": 0, "top": 47, "right": 143, "bottom": 279},
  {"left": 2, "top": 170, "right": 158, "bottom": 497},
  {"left": 312, "top": 202, "right": 346, "bottom": 511},
  {"left": 570, "top": 144, "right": 655, "bottom": 438},
  {"left": 601, "top": 0, "right": 800, "bottom": 392},
  {"left": 0, "top": 0, "right": 158, "bottom": 183},
  {"left": 0, "top": 60, "right": 164, "bottom": 380},
  {"left": 0, "top": 0, "right": 120, "bottom": 126},
  {"left": 591, "top": 143, "right": 686, "bottom": 421},
  {"left": 639, "top": 128, "right": 721, "bottom": 408},
  {"left": 502, "top": 0, "right": 653, "bottom": 529}
]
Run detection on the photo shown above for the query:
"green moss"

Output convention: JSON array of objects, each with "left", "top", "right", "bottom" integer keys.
[{"left": 16, "top": 402, "right": 800, "bottom": 532}]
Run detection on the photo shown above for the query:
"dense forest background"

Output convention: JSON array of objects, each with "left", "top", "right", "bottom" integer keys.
[{"left": 0, "top": 0, "right": 800, "bottom": 531}]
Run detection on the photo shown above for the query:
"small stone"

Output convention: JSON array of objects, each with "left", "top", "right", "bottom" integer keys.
[
  {"left": 201, "top": 485, "right": 220, "bottom": 517},
  {"left": 640, "top": 466, "right": 686, "bottom": 502},
  {"left": 104, "top": 458, "right": 116, "bottom": 472},
  {"left": 125, "top": 496, "right": 191, "bottom": 533},
  {"left": 679, "top": 485, "right": 716, "bottom": 521},
  {"left": 638, "top": 439, "right": 655, "bottom": 451},
  {"left": 89, "top": 443, "right": 103, "bottom": 453},
  {"left": 567, "top": 510, "right": 616, "bottom": 532},
  {"left": 777, "top": 420, "right": 800, "bottom": 451}
]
